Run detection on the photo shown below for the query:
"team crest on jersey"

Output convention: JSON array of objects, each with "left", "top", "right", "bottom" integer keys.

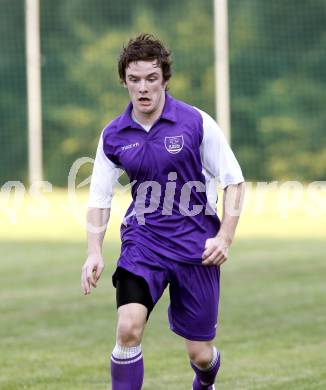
[{"left": 164, "top": 135, "right": 184, "bottom": 154}]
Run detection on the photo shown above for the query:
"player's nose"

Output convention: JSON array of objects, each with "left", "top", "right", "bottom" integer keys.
[{"left": 138, "top": 79, "right": 148, "bottom": 93}]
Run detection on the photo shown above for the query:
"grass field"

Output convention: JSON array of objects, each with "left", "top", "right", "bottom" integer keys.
[{"left": 0, "top": 186, "right": 325, "bottom": 389}]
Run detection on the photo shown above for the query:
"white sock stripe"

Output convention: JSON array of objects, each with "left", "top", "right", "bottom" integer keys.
[
  {"left": 112, "top": 351, "right": 142, "bottom": 362},
  {"left": 207, "top": 347, "right": 219, "bottom": 370},
  {"left": 112, "top": 343, "right": 142, "bottom": 360},
  {"left": 111, "top": 354, "right": 143, "bottom": 365},
  {"left": 209, "top": 347, "right": 218, "bottom": 367}
]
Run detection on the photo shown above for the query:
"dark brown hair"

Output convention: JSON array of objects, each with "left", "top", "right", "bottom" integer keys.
[{"left": 118, "top": 33, "right": 172, "bottom": 83}]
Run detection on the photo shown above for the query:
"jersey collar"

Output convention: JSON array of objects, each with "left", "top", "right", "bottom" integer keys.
[{"left": 117, "top": 92, "right": 177, "bottom": 131}]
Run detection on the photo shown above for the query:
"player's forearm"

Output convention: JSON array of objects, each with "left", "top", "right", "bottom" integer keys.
[
  {"left": 87, "top": 207, "right": 110, "bottom": 256},
  {"left": 217, "top": 182, "right": 245, "bottom": 244}
]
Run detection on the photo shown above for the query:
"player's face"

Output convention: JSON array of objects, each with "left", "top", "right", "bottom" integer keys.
[{"left": 124, "top": 60, "right": 168, "bottom": 121}]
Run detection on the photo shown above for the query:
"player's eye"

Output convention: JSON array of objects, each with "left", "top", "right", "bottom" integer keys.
[{"left": 148, "top": 77, "right": 157, "bottom": 82}]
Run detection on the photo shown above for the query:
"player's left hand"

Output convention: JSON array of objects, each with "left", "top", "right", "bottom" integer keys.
[{"left": 202, "top": 236, "right": 230, "bottom": 266}]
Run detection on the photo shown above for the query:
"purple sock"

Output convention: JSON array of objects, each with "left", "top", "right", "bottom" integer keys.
[
  {"left": 110, "top": 344, "right": 144, "bottom": 390},
  {"left": 191, "top": 347, "right": 220, "bottom": 390}
]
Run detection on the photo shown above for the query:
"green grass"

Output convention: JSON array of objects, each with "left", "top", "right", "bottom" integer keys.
[{"left": 0, "top": 188, "right": 326, "bottom": 389}]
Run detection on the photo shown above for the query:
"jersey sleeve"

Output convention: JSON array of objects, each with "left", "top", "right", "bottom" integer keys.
[
  {"left": 88, "top": 132, "right": 121, "bottom": 208},
  {"left": 198, "top": 109, "right": 244, "bottom": 189}
]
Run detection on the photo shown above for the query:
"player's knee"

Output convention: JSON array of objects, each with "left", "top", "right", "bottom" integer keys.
[
  {"left": 188, "top": 345, "right": 213, "bottom": 369},
  {"left": 116, "top": 318, "right": 143, "bottom": 346}
]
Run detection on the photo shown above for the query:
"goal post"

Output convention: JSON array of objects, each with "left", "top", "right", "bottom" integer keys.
[
  {"left": 26, "top": 0, "right": 43, "bottom": 184},
  {"left": 214, "top": 0, "right": 231, "bottom": 144}
]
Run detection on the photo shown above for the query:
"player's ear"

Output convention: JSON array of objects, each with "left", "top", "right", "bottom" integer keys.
[
  {"left": 120, "top": 76, "right": 127, "bottom": 88},
  {"left": 162, "top": 79, "right": 168, "bottom": 90}
]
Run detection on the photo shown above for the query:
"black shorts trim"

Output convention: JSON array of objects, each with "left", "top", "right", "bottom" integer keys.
[{"left": 114, "top": 267, "right": 154, "bottom": 318}]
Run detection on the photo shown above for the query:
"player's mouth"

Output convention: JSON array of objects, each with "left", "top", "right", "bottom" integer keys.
[{"left": 138, "top": 97, "right": 151, "bottom": 106}]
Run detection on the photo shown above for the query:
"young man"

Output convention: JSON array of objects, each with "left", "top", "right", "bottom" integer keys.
[{"left": 81, "top": 34, "right": 244, "bottom": 389}]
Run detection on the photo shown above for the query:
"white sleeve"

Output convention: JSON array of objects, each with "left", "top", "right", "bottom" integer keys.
[
  {"left": 88, "top": 132, "right": 121, "bottom": 208},
  {"left": 197, "top": 109, "right": 244, "bottom": 189}
]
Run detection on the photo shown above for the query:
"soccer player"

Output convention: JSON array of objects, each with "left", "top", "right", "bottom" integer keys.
[{"left": 81, "top": 34, "right": 245, "bottom": 390}]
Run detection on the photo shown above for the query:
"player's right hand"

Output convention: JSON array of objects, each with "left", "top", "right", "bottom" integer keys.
[{"left": 81, "top": 255, "right": 105, "bottom": 295}]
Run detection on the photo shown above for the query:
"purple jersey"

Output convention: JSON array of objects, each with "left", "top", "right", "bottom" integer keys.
[{"left": 89, "top": 93, "right": 244, "bottom": 263}]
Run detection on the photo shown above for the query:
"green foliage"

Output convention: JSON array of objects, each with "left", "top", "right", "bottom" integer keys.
[
  {"left": 1, "top": 0, "right": 325, "bottom": 184},
  {"left": 0, "top": 0, "right": 27, "bottom": 183},
  {"left": 230, "top": 0, "right": 326, "bottom": 180}
]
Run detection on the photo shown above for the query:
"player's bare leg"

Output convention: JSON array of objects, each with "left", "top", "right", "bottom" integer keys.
[
  {"left": 111, "top": 303, "right": 147, "bottom": 390},
  {"left": 186, "top": 340, "right": 220, "bottom": 390}
]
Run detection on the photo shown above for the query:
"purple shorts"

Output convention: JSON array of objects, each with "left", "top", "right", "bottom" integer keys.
[{"left": 113, "top": 243, "right": 220, "bottom": 341}]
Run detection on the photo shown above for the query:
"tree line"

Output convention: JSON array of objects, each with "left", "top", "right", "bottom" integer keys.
[{"left": 1, "top": 0, "right": 325, "bottom": 185}]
